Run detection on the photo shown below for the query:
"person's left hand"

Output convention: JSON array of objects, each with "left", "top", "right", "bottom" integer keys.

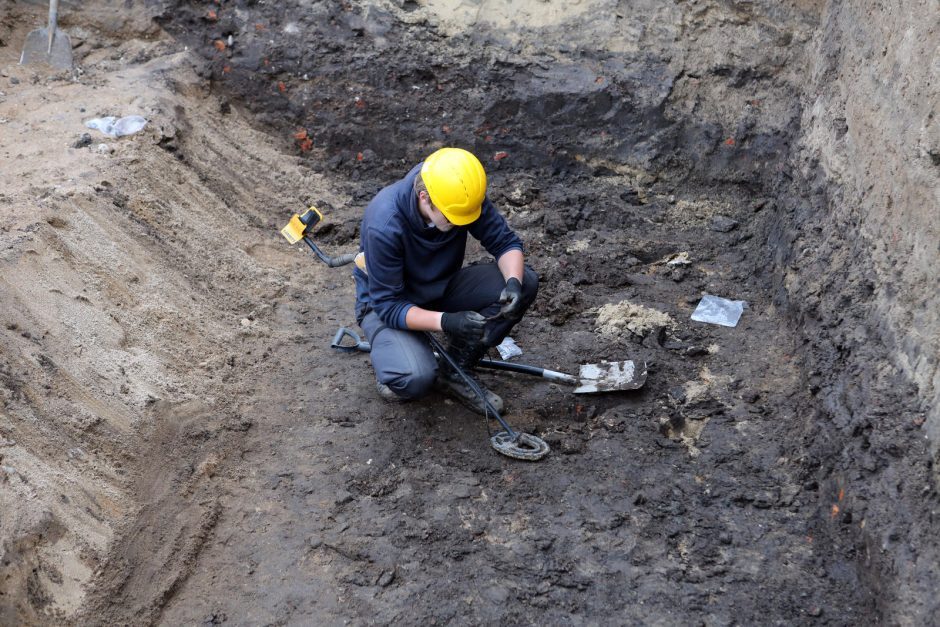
[{"left": 498, "top": 277, "right": 524, "bottom": 320}]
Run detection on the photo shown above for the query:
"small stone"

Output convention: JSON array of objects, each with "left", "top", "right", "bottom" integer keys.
[
  {"left": 719, "top": 532, "right": 732, "bottom": 545},
  {"left": 240, "top": 318, "right": 251, "bottom": 327},
  {"left": 709, "top": 215, "right": 739, "bottom": 232},
  {"left": 10, "top": 77, "right": 20, "bottom": 85},
  {"left": 376, "top": 569, "right": 395, "bottom": 587},
  {"left": 753, "top": 490, "right": 776, "bottom": 508},
  {"left": 72, "top": 133, "right": 92, "bottom": 149},
  {"left": 95, "top": 143, "right": 113, "bottom": 154},
  {"left": 560, "top": 436, "right": 585, "bottom": 455},
  {"left": 667, "top": 386, "right": 687, "bottom": 404},
  {"left": 334, "top": 490, "right": 354, "bottom": 505},
  {"left": 451, "top": 484, "right": 471, "bottom": 499},
  {"left": 67, "top": 447, "right": 87, "bottom": 461}
]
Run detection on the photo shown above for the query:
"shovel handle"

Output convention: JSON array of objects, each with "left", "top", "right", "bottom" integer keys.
[
  {"left": 331, "top": 327, "right": 370, "bottom": 353},
  {"left": 329, "top": 328, "right": 578, "bottom": 386},
  {"left": 478, "top": 358, "right": 578, "bottom": 385},
  {"left": 47, "top": 0, "right": 60, "bottom": 53}
]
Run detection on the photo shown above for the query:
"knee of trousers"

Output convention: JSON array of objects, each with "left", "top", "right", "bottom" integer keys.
[{"left": 379, "top": 363, "right": 438, "bottom": 399}]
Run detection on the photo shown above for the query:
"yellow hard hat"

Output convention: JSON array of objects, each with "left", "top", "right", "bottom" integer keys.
[{"left": 421, "top": 147, "right": 487, "bottom": 226}]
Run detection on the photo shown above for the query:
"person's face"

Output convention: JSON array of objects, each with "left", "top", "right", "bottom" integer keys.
[{"left": 418, "top": 191, "right": 455, "bottom": 232}]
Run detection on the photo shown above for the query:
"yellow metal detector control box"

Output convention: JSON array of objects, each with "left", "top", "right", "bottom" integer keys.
[
  {"left": 280, "top": 206, "right": 323, "bottom": 244},
  {"left": 280, "top": 206, "right": 365, "bottom": 271}
]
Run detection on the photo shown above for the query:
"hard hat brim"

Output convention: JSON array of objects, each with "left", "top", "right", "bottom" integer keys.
[{"left": 440, "top": 204, "right": 482, "bottom": 226}]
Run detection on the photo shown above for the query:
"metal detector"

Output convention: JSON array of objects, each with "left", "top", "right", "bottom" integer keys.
[{"left": 284, "top": 207, "right": 550, "bottom": 461}]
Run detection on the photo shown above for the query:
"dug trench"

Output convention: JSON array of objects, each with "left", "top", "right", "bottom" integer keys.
[{"left": 1, "top": 0, "right": 936, "bottom": 624}]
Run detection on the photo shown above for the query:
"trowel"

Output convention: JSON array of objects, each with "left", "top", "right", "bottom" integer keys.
[{"left": 20, "top": 0, "right": 73, "bottom": 70}]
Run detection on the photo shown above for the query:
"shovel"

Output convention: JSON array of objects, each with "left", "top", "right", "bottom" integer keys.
[
  {"left": 477, "top": 357, "right": 646, "bottom": 394},
  {"left": 331, "top": 327, "right": 647, "bottom": 394},
  {"left": 20, "top": 0, "right": 73, "bottom": 70}
]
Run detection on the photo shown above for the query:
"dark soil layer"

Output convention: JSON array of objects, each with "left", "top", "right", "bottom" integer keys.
[{"left": 75, "top": 0, "right": 932, "bottom": 623}]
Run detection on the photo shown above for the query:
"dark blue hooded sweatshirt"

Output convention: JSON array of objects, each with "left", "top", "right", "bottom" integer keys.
[{"left": 353, "top": 163, "right": 524, "bottom": 328}]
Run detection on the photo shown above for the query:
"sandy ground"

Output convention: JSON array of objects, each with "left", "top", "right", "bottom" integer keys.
[
  {"left": 0, "top": 0, "right": 936, "bottom": 624},
  {"left": 0, "top": 3, "right": 347, "bottom": 621}
]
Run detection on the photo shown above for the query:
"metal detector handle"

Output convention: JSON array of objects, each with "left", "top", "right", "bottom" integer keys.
[
  {"left": 478, "top": 358, "right": 578, "bottom": 385},
  {"left": 331, "top": 327, "right": 371, "bottom": 353},
  {"left": 302, "top": 237, "right": 359, "bottom": 268}
]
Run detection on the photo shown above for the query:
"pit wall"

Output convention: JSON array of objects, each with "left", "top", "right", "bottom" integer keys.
[
  {"left": 771, "top": 1, "right": 939, "bottom": 620},
  {"left": 792, "top": 0, "right": 939, "bottom": 441}
]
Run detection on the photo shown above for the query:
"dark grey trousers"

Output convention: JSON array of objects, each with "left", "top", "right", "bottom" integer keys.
[{"left": 360, "top": 263, "right": 538, "bottom": 399}]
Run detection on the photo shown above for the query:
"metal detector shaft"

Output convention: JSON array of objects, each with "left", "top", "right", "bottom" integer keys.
[
  {"left": 303, "top": 237, "right": 357, "bottom": 267},
  {"left": 331, "top": 326, "right": 515, "bottom": 436},
  {"left": 424, "top": 333, "right": 517, "bottom": 440}
]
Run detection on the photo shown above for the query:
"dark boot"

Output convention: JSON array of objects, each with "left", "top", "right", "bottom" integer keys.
[{"left": 436, "top": 340, "right": 504, "bottom": 414}]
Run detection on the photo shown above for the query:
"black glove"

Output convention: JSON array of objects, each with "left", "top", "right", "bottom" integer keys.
[
  {"left": 498, "top": 277, "right": 525, "bottom": 320},
  {"left": 441, "top": 311, "right": 486, "bottom": 343}
]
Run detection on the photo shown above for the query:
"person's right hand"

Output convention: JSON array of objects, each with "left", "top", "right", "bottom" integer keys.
[{"left": 441, "top": 311, "right": 486, "bottom": 343}]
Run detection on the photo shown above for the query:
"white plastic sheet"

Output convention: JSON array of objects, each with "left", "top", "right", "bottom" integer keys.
[
  {"left": 691, "top": 295, "right": 747, "bottom": 327},
  {"left": 84, "top": 115, "right": 148, "bottom": 138}
]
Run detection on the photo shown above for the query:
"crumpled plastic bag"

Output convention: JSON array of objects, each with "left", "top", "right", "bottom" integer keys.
[
  {"left": 691, "top": 294, "right": 747, "bottom": 327},
  {"left": 496, "top": 336, "right": 523, "bottom": 360},
  {"left": 84, "top": 115, "right": 148, "bottom": 138}
]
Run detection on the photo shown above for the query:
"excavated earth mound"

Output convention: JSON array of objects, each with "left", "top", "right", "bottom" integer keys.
[{"left": 0, "top": 0, "right": 936, "bottom": 624}]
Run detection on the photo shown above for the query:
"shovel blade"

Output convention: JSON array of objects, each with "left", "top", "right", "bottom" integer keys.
[
  {"left": 20, "top": 28, "right": 73, "bottom": 70},
  {"left": 574, "top": 360, "right": 647, "bottom": 394}
]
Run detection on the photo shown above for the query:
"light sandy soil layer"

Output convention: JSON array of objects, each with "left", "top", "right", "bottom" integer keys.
[{"left": 0, "top": 3, "right": 349, "bottom": 621}]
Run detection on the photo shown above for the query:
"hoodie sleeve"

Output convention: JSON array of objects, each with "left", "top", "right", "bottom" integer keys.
[
  {"left": 364, "top": 224, "right": 414, "bottom": 329},
  {"left": 469, "top": 197, "right": 524, "bottom": 260}
]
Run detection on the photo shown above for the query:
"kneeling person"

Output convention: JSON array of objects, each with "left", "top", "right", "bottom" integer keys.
[{"left": 353, "top": 147, "right": 538, "bottom": 413}]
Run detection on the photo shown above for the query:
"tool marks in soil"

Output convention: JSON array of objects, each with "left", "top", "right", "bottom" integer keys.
[{"left": 77, "top": 401, "right": 225, "bottom": 625}]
